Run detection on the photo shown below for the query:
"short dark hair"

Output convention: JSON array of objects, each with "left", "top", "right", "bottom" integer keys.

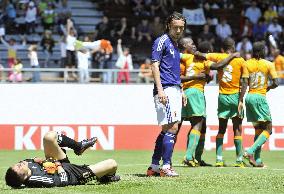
[
  {"left": 252, "top": 41, "right": 265, "bottom": 59},
  {"left": 179, "top": 37, "right": 193, "bottom": 50},
  {"left": 5, "top": 167, "right": 23, "bottom": 188},
  {"left": 222, "top": 37, "right": 235, "bottom": 51},
  {"left": 198, "top": 41, "right": 213, "bottom": 53},
  {"left": 165, "top": 12, "right": 186, "bottom": 32}
]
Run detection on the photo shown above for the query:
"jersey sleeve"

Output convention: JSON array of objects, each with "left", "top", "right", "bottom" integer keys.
[
  {"left": 26, "top": 172, "right": 68, "bottom": 187},
  {"left": 180, "top": 53, "right": 192, "bottom": 62},
  {"left": 180, "top": 63, "right": 186, "bottom": 76},
  {"left": 268, "top": 62, "right": 278, "bottom": 79},
  {"left": 206, "top": 53, "right": 226, "bottom": 62},
  {"left": 152, "top": 38, "right": 165, "bottom": 62},
  {"left": 204, "top": 60, "right": 214, "bottom": 73}
]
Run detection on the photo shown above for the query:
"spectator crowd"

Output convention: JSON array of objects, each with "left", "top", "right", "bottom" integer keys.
[{"left": 0, "top": 0, "right": 283, "bottom": 83}]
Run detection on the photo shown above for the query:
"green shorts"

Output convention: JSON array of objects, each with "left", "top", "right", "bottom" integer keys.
[
  {"left": 218, "top": 93, "right": 244, "bottom": 119},
  {"left": 182, "top": 88, "right": 206, "bottom": 119},
  {"left": 245, "top": 93, "right": 271, "bottom": 122}
]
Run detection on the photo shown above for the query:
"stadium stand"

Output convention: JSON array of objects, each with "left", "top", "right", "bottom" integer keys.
[{"left": 0, "top": 0, "right": 283, "bottom": 83}]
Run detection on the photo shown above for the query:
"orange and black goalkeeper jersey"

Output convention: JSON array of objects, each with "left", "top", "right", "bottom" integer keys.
[
  {"left": 206, "top": 53, "right": 247, "bottom": 94},
  {"left": 242, "top": 58, "right": 278, "bottom": 96},
  {"left": 181, "top": 53, "right": 212, "bottom": 91}
]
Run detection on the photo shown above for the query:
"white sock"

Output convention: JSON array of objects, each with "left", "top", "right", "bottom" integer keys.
[
  {"left": 162, "top": 164, "right": 171, "bottom": 169},
  {"left": 236, "top": 156, "right": 243, "bottom": 162},
  {"left": 217, "top": 155, "right": 223, "bottom": 161},
  {"left": 150, "top": 164, "right": 160, "bottom": 171}
]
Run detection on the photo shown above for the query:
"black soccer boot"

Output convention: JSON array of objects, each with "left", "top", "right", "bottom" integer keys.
[
  {"left": 74, "top": 137, "right": 97, "bottom": 156},
  {"left": 97, "top": 174, "right": 121, "bottom": 184}
]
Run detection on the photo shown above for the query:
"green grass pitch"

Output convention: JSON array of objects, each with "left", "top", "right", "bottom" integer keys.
[{"left": 0, "top": 150, "right": 284, "bottom": 194}]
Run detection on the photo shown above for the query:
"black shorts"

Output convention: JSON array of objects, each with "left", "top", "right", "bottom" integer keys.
[
  {"left": 60, "top": 158, "right": 96, "bottom": 185},
  {"left": 66, "top": 50, "right": 76, "bottom": 67}
]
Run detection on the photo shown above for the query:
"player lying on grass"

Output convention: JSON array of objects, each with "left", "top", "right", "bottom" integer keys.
[
  {"left": 5, "top": 131, "right": 120, "bottom": 188},
  {"left": 180, "top": 39, "right": 240, "bottom": 167},
  {"left": 239, "top": 41, "right": 279, "bottom": 167}
]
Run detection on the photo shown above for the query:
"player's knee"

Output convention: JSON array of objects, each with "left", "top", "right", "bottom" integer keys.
[
  {"left": 43, "top": 131, "right": 57, "bottom": 143},
  {"left": 107, "top": 159, "right": 118, "bottom": 171},
  {"left": 164, "top": 122, "right": 179, "bottom": 134}
]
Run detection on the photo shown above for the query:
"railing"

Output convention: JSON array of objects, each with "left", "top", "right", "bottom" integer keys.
[
  {"left": 0, "top": 68, "right": 145, "bottom": 84},
  {"left": 0, "top": 68, "right": 283, "bottom": 85}
]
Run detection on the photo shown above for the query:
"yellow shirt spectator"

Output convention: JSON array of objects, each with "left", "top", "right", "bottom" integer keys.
[{"left": 264, "top": 7, "right": 278, "bottom": 23}]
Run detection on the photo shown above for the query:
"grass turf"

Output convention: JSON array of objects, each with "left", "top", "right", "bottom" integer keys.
[{"left": 0, "top": 150, "right": 284, "bottom": 194}]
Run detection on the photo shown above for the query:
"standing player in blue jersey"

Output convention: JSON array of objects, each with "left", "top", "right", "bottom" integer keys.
[{"left": 147, "top": 12, "right": 187, "bottom": 177}]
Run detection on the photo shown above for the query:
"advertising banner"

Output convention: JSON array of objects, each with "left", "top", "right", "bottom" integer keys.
[{"left": 0, "top": 84, "right": 283, "bottom": 150}]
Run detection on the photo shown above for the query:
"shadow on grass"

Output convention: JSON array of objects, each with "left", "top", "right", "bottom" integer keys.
[
  {"left": 127, "top": 174, "right": 148, "bottom": 177},
  {"left": 171, "top": 165, "right": 214, "bottom": 168}
]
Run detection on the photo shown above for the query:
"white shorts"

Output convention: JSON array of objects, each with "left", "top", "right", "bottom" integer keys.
[{"left": 154, "top": 85, "right": 182, "bottom": 126}]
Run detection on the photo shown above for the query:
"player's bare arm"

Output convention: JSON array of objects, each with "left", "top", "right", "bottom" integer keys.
[
  {"left": 193, "top": 51, "right": 206, "bottom": 59},
  {"left": 267, "top": 78, "right": 279, "bottom": 92},
  {"left": 210, "top": 52, "right": 240, "bottom": 70},
  {"left": 182, "top": 90, "right": 187, "bottom": 107},
  {"left": 180, "top": 72, "right": 207, "bottom": 82},
  {"left": 238, "top": 78, "right": 248, "bottom": 115}
]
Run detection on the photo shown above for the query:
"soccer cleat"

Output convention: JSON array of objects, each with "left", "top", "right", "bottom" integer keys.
[
  {"left": 243, "top": 152, "right": 257, "bottom": 166},
  {"left": 97, "top": 174, "right": 120, "bottom": 183},
  {"left": 234, "top": 161, "right": 246, "bottom": 168},
  {"left": 215, "top": 161, "right": 226, "bottom": 167},
  {"left": 160, "top": 167, "right": 179, "bottom": 177},
  {"left": 74, "top": 137, "right": 97, "bottom": 156},
  {"left": 254, "top": 162, "right": 265, "bottom": 168},
  {"left": 182, "top": 158, "right": 196, "bottom": 167},
  {"left": 196, "top": 160, "right": 213, "bottom": 167},
  {"left": 146, "top": 167, "right": 160, "bottom": 177}
]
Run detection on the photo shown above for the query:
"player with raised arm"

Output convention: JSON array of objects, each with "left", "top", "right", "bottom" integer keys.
[
  {"left": 239, "top": 41, "right": 278, "bottom": 167},
  {"left": 197, "top": 37, "right": 248, "bottom": 167},
  {"left": 180, "top": 40, "right": 240, "bottom": 167},
  {"left": 5, "top": 131, "right": 120, "bottom": 188},
  {"left": 146, "top": 12, "right": 187, "bottom": 177}
]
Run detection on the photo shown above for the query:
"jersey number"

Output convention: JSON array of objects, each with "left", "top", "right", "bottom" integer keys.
[
  {"left": 221, "top": 65, "right": 233, "bottom": 82},
  {"left": 249, "top": 72, "right": 265, "bottom": 88}
]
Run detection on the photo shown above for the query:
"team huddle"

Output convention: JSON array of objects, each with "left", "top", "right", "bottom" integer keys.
[{"left": 148, "top": 12, "right": 279, "bottom": 177}]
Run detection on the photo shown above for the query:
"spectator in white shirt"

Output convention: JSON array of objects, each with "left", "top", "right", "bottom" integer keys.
[
  {"left": 115, "top": 39, "right": 133, "bottom": 84},
  {"left": 77, "top": 36, "right": 92, "bottom": 83},
  {"left": 77, "top": 48, "right": 90, "bottom": 83},
  {"left": 267, "top": 18, "right": 283, "bottom": 40},
  {"left": 61, "top": 18, "right": 77, "bottom": 80},
  {"left": 245, "top": 1, "right": 262, "bottom": 24},
  {"left": 236, "top": 37, "right": 253, "bottom": 58},
  {"left": 28, "top": 45, "right": 40, "bottom": 82},
  {"left": 25, "top": 1, "right": 37, "bottom": 35},
  {"left": 60, "top": 36, "right": 67, "bottom": 68},
  {"left": 215, "top": 18, "right": 232, "bottom": 40}
]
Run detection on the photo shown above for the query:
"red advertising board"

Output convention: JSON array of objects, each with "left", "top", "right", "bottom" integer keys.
[{"left": 0, "top": 125, "right": 283, "bottom": 150}]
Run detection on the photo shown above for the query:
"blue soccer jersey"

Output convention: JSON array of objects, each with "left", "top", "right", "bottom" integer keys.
[{"left": 152, "top": 34, "right": 181, "bottom": 95}]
